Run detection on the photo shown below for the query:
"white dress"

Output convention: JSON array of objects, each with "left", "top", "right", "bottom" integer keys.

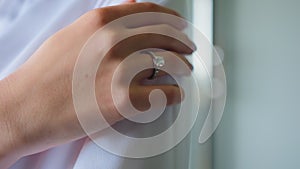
[{"left": 0, "top": 0, "right": 192, "bottom": 169}]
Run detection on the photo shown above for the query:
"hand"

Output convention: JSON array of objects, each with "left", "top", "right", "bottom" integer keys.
[{"left": 0, "top": 2, "right": 194, "bottom": 168}]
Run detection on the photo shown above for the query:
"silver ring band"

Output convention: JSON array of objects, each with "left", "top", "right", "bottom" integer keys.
[{"left": 143, "top": 51, "right": 165, "bottom": 79}]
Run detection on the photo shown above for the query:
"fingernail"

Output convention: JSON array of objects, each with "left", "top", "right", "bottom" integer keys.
[
  {"left": 189, "top": 63, "right": 194, "bottom": 70},
  {"left": 191, "top": 42, "right": 197, "bottom": 51},
  {"left": 123, "top": 0, "right": 136, "bottom": 4}
]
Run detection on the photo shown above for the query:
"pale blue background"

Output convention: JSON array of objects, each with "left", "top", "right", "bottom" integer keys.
[{"left": 213, "top": 0, "right": 300, "bottom": 169}]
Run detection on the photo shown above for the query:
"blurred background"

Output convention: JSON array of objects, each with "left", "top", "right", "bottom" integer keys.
[
  {"left": 213, "top": 0, "right": 300, "bottom": 169},
  {"left": 142, "top": 0, "right": 300, "bottom": 168}
]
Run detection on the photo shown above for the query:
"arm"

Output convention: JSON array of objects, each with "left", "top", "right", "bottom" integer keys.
[
  {"left": 0, "top": 77, "right": 22, "bottom": 168},
  {"left": 0, "top": 2, "right": 194, "bottom": 168}
]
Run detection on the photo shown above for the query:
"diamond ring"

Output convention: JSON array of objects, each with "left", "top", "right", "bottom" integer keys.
[{"left": 143, "top": 51, "right": 165, "bottom": 79}]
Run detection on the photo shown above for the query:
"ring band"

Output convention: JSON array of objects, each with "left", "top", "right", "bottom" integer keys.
[{"left": 143, "top": 51, "right": 165, "bottom": 79}]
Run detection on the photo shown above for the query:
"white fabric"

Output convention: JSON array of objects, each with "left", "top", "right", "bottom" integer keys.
[{"left": 0, "top": 0, "right": 192, "bottom": 169}]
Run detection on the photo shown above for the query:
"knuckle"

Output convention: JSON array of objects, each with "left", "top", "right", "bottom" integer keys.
[
  {"left": 142, "top": 2, "right": 179, "bottom": 16},
  {"left": 142, "top": 2, "right": 159, "bottom": 10},
  {"left": 85, "top": 8, "right": 109, "bottom": 28},
  {"left": 105, "top": 30, "right": 120, "bottom": 53}
]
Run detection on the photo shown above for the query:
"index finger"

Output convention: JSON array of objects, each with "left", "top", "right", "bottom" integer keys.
[{"left": 96, "top": 2, "right": 187, "bottom": 30}]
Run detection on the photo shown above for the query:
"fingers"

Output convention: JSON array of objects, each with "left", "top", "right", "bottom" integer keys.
[
  {"left": 112, "top": 24, "right": 195, "bottom": 59},
  {"left": 119, "top": 8, "right": 187, "bottom": 30},
  {"left": 133, "top": 24, "right": 195, "bottom": 53},
  {"left": 123, "top": 0, "right": 136, "bottom": 3},
  {"left": 130, "top": 85, "right": 183, "bottom": 111},
  {"left": 94, "top": 2, "right": 187, "bottom": 30},
  {"left": 130, "top": 51, "right": 193, "bottom": 82},
  {"left": 100, "top": 2, "right": 181, "bottom": 18}
]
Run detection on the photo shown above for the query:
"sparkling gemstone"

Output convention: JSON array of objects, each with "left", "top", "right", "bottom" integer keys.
[{"left": 154, "top": 56, "right": 165, "bottom": 68}]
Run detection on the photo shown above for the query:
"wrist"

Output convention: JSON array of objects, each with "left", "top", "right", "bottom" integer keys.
[{"left": 0, "top": 73, "right": 27, "bottom": 167}]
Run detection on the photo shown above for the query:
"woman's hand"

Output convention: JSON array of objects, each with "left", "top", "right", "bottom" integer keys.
[{"left": 0, "top": 2, "right": 194, "bottom": 168}]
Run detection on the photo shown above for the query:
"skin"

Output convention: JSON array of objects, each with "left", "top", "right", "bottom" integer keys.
[{"left": 0, "top": 1, "right": 194, "bottom": 168}]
